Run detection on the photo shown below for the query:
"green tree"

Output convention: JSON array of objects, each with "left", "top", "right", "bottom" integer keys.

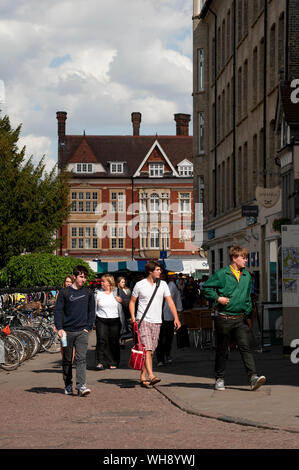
[
  {"left": 0, "top": 114, "right": 71, "bottom": 268},
  {"left": 0, "top": 253, "right": 95, "bottom": 288}
]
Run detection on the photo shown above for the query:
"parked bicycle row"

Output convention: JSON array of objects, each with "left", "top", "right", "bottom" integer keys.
[{"left": 0, "top": 303, "right": 60, "bottom": 371}]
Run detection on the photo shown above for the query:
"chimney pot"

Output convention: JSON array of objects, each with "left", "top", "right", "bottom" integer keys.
[
  {"left": 131, "top": 112, "right": 142, "bottom": 136},
  {"left": 174, "top": 113, "right": 191, "bottom": 136}
]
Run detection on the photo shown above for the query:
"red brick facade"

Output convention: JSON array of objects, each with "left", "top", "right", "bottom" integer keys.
[{"left": 57, "top": 112, "right": 197, "bottom": 263}]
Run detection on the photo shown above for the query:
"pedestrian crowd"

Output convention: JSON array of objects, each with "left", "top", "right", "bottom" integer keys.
[{"left": 53, "top": 245, "right": 266, "bottom": 396}]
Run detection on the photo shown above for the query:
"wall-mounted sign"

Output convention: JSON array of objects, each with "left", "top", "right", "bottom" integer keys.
[
  {"left": 242, "top": 205, "right": 259, "bottom": 217},
  {"left": 255, "top": 186, "right": 280, "bottom": 208}
]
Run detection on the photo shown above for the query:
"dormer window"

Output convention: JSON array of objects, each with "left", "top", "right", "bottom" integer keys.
[
  {"left": 149, "top": 163, "right": 164, "bottom": 177},
  {"left": 110, "top": 162, "right": 125, "bottom": 174},
  {"left": 177, "top": 160, "right": 193, "bottom": 177},
  {"left": 76, "top": 163, "right": 93, "bottom": 173}
]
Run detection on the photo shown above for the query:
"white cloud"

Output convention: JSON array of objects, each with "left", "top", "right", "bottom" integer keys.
[
  {"left": 18, "top": 134, "right": 56, "bottom": 174},
  {"left": 0, "top": 0, "right": 193, "bottom": 166}
]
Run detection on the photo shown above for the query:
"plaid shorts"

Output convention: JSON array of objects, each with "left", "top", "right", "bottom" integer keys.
[{"left": 139, "top": 320, "right": 161, "bottom": 352}]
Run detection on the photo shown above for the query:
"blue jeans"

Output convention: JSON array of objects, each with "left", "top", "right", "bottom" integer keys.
[
  {"left": 214, "top": 316, "right": 256, "bottom": 382},
  {"left": 62, "top": 330, "right": 89, "bottom": 389}
]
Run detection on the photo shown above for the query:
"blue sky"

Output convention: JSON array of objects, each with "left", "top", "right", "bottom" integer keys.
[{"left": 0, "top": 0, "right": 193, "bottom": 171}]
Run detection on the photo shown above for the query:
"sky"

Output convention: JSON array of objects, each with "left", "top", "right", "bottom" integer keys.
[{"left": 0, "top": 0, "right": 193, "bottom": 173}]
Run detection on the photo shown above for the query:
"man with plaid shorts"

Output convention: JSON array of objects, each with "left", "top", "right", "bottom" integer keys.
[{"left": 129, "top": 261, "right": 181, "bottom": 389}]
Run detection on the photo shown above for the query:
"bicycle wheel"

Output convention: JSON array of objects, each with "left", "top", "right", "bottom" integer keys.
[
  {"left": 9, "top": 333, "right": 26, "bottom": 363},
  {"left": 1, "top": 335, "right": 20, "bottom": 370},
  {"left": 43, "top": 331, "right": 61, "bottom": 353},
  {"left": 39, "top": 325, "right": 56, "bottom": 352},
  {"left": 12, "top": 329, "right": 34, "bottom": 360},
  {"left": 19, "top": 326, "right": 42, "bottom": 356}
]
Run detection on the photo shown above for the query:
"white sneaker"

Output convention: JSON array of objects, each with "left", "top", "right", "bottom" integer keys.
[
  {"left": 215, "top": 378, "right": 225, "bottom": 391},
  {"left": 250, "top": 375, "right": 266, "bottom": 391},
  {"left": 77, "top": 384, "right": 91, "bottom": 397},
  {"left": 157, "top": 361, "right": 165, "bottom": 367}
]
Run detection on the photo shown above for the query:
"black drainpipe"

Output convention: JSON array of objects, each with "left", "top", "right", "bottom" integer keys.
[
  {"left": 207, "top": 6, "right": 218, "bottom": 218},
  {"left": 232, "top": 0, "right": 237, "bottom": 208},
  {"left": 263, "top": 0, "right": 268, "bottom": 188},
  {"left": 285, "top": 0, "right": 289, "bottom": 80}
]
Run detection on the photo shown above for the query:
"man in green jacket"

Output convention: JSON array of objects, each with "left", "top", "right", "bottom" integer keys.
[{"left": 202, "top": 245, "right": 266, "bottom": 391}]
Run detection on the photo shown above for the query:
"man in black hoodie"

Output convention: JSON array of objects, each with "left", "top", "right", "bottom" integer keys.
[{"left": 54, "top": 265, "right": 95, "bottom": 396}]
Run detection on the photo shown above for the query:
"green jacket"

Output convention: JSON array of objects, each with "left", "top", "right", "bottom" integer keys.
[{"left": 202, "top": 266, "right": 252, "bottom": 316}]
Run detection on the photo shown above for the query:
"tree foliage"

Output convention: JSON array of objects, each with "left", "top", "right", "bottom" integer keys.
[
  {"left": 0, "top": 114, "right": 71, "bottom": 268},
  {"left": 0, "top": 253, "right": 95, "bottom": 288}
]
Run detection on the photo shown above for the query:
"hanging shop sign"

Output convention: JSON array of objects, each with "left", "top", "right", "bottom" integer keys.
[{"left": 255, "top": 186, "right": 280, "bottom": 208}]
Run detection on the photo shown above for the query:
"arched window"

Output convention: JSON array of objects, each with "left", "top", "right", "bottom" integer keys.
[
  {"left": 270, "top": 24, "right": 276, "bottom": 90},
  {"left": 150, "top": 193, "right": 159, "bottom": 212},
  {"left": 252, "top": 47, "right": 258, "bottom": 106},
  {"left": 243, "top": 60, "right": 248, "bottom": 115}
]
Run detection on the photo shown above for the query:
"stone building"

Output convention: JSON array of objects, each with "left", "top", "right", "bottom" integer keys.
[
  {"left": 57, "top": 111, "right": 208, "bottom": 276},
  {"left": 192, "top": 0, "right": 299, "bottom": 302}
]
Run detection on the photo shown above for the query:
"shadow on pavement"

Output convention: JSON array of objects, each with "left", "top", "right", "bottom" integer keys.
[
  {"left": 25, "top": 386, "right": 63, "bottom": 394},
  {"left": 97, "top": 378, "right": 138, "bottom": 388}
]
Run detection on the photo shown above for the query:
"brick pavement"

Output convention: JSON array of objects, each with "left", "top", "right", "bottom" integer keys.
[{"left": 1, "top": 330, "right": 299, "bottom": 450}]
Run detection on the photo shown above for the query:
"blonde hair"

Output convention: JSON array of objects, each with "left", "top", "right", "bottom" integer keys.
[{"left": 101, "top": 274, "right": 115, "bottom": 290}]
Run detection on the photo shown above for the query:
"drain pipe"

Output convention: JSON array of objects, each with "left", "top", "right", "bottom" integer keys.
[
  {"left": 263, "top": 0, "right": 268, "bottom": 188},
  {"left": 232, "top": 0, "right": 237, "bottom": 207},
  {"left": 207, "top": 6, "right": 218, "bottom": 217}
]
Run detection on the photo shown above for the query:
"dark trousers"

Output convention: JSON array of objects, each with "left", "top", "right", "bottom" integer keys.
[
  {"left": 214, "top": 316, "right": 256, "bottom": 382},
  {"left": 156, "top": 320, "right": 174, "bottom": 363},
  {"left": 95, "top": 317, "right": 121, "bottom": 367},
  {"left": 62, "top": 330, "right": 89, "bottom": 389}
]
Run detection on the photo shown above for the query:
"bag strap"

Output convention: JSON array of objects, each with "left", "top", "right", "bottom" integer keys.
[
  {"left": 138, "top": 279, "right": 161, "bottom": 327},
  {"left": 133, "top": 321, "right": 142, "bottom": 346}
]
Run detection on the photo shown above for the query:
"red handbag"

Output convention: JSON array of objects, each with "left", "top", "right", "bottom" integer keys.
[{"left": 128, "top": 322, "right": 146, "bottom": 371}]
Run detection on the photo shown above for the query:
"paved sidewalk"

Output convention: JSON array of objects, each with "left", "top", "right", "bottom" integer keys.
[
  {"left": 89, "top": 331, "right": 299, "bottom": 433},
  {"left": 1, "top": 330, "right": 298, "bottom": 435}
]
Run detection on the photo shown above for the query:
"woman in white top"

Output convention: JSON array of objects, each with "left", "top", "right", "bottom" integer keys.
[{"left": 95, "top": 274, "right": 123, "bottom": 370}]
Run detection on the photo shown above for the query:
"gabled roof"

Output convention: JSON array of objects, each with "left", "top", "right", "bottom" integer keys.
[
  {"left": 133, "top": 140, "right": 179, "bottom": 177},
  {"left": 69, "top": 136, "right": 98, "bottom": 163},
  {"left": 60, "top": 134, "right": 192, "bottom": 178},
  {"left": 177, "top": 158, "right": 193, "bottom": 166}
]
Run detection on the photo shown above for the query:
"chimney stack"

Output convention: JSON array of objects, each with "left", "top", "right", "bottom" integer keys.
[
  {"left": 56, "top": 111, "right": 67, "bottom": 140},
  {"left": 131, "top": 112, "right": 142, "bottom": 136},
  {"left": 174, "top": 113, "right": 191, "bottom": 136}
]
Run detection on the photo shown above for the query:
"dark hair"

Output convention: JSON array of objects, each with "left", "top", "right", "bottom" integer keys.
[
  {"left": 63, "top": 275, "right": 74, "bottom": 286},
  {"left": 73, "top": 265, "right": 89, "bottom": 277},
  {"left": 145, "top": 260, "right": 162, "bottom": 276}
]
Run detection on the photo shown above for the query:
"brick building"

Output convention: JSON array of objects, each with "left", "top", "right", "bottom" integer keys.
[
  {"left": 192, "top": 0, "right": 299, "bottom": 301},
  {"left": 57, "top": 111, "right": 208, "bottom": 276}
]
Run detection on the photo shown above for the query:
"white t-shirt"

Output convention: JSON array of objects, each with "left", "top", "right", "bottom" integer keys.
[
  {"left": 95, "top": 291, "right": 119, "bottom": 319},
  {"left": 132, "top": 279, "right": 171, "bottom": 323}
]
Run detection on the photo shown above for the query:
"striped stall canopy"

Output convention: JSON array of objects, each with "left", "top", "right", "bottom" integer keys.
[{"left": 94, "top": 259, "right": 209, "bottom": 274}]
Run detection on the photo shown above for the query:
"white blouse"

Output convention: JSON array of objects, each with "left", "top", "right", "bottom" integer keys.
[{"left": 95, "top": 290, "right": 120, "bottom": 319}]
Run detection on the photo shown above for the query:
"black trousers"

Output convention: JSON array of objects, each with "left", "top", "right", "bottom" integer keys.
[
  {"left": 156, "top": 320, "right": 174, "bottom": 363},
  {"left": 95, "top": 317, "right": 121, "bottom": 367},
  {"left": 214, "top": 316, "right": 257, "bottom": 382}
]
